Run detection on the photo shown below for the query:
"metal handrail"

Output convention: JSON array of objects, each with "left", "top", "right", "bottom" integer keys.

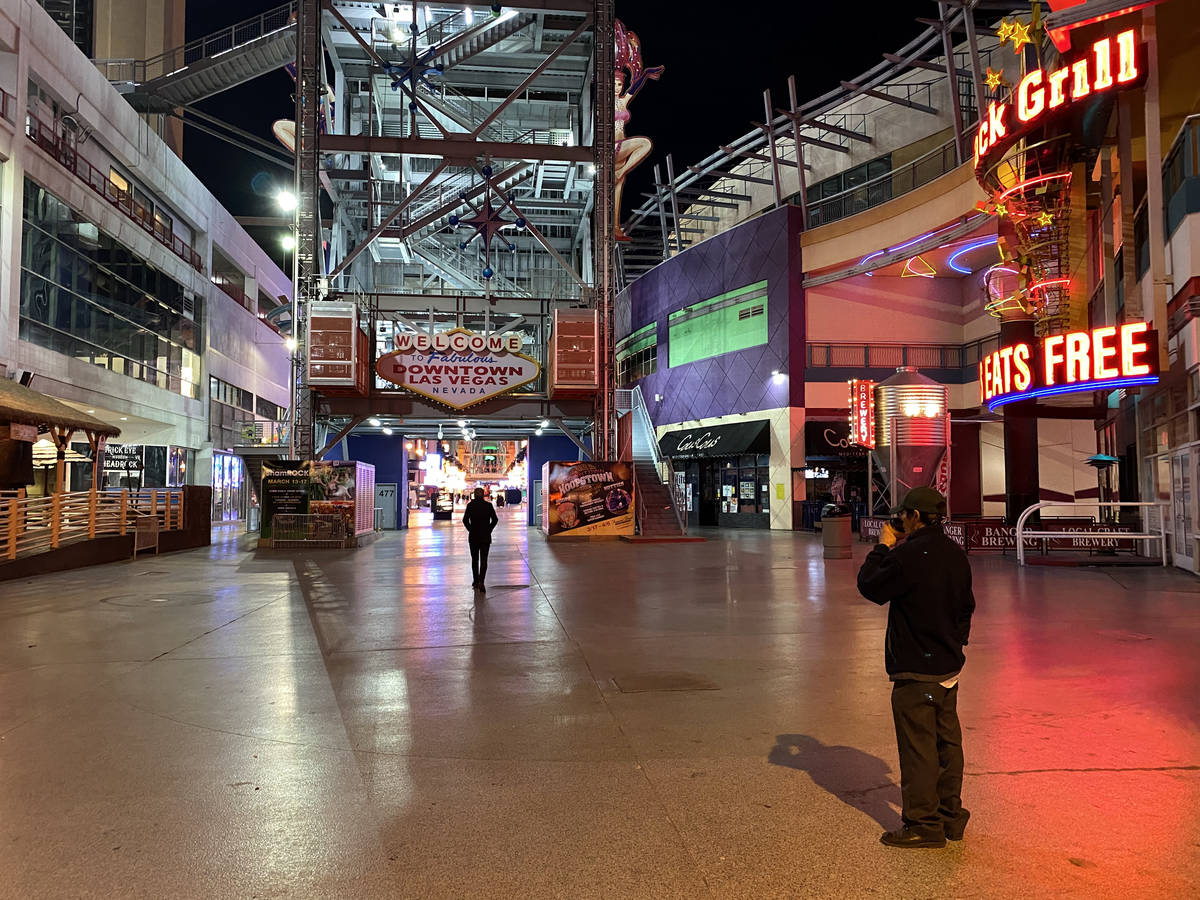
[
  {"left": 1015, "top": 501, "right": 1169, "bottom": 567},
  {"left": 24, "top": 110, "right": 204, "bottom": 271},
  {"left": 123, "top": 2, "right": 296, "bottom": 85},
  {"left": 807, "top": 335, "right": 1002, "bottom": 371},
  {"left": 803, "top": 136, "right": 959, "bottom": 227},
  {"left": 627, "top": 386, "right": 686, "bottom": 536}
]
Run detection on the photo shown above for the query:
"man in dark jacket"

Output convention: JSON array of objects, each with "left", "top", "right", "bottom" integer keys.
[
  {"left": 462, "top": 487, "right": 498, "bottom": 590},
  {"left": 857, "top": 486, "right": 975, "bottom": 849}
]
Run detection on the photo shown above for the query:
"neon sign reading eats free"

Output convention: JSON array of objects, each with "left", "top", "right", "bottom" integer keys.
[
  {"left": 980, "top": 322, "right": 1159, "bottom": 411},
  {"left": 974, "top": 28, "right": 1142, "bottom": 170}
]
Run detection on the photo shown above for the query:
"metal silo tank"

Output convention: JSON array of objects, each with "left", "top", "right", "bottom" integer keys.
[{"left": 872, "top": 367, "right": 951, "bottom": 504}]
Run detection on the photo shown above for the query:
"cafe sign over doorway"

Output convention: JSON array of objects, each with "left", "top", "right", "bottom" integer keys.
[{"left": 375, "top": 327, "right": 541, "bottom": 410}]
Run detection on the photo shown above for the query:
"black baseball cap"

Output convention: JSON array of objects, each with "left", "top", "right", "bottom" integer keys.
[{"left": 891, "top": 486, "right": 946, "bottom": 516}]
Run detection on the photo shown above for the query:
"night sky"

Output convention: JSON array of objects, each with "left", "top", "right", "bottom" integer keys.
[{"left": 183, "top": 1, "right": 929, "bottom": 266}]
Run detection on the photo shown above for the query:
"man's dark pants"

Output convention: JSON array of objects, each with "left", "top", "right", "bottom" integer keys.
[
  {"left": 891, "top": 679, "right": 967, "bottom": 835},
  {"left": 469, "top": 538, "right": 490, "bottom": 585}
]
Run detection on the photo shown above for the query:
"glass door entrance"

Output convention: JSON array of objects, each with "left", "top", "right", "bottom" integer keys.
[{"left": 1172, "top": 450, "right": 1194, "bottom": 570}]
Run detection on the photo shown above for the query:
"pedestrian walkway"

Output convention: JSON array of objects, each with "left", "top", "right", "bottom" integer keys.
[{"left": 1, "top": 513, "right": 1198, "bottom": 898}]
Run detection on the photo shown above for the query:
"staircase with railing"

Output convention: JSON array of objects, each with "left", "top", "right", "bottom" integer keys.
[
  {"left": 617, "top": 387, "right": 686, "bottom": 537},
  {"left": 410, "top": 236, "right": 529, "bottom": 296},
  {"left": 94, "top": 2, "right": 297, "bottom": 108}
]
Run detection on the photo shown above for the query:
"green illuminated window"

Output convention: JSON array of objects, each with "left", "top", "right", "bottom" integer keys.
[
  {"left": 616, "top": 323, "right": 657, "bottom": 384},
  {"left": 667, "top": 280, "right": 768, "bottom": 367}
]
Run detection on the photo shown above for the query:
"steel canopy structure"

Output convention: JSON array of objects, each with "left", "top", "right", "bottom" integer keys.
[{"left": 101, "top": 1, "right": 612, "bottom": 456}]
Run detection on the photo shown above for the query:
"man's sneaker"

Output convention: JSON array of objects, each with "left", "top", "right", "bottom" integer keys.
[
  {"left": 945, "top": 810, "right": 970, "bottom": 841},
  {"left": 879, "top": 827, "right": 946, "bottom": 849}
]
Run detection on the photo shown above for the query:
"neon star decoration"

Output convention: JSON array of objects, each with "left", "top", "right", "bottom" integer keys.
[
  {"left": 447, "top": 164, "right": 529, "bottom": 286},
  {"left": 985, "top": 68, "right": 1006, "bottom": 91},
  {"left": 995, "top": 18, "right": 1014, "bottom": 43},
  {"left": 1035, "top": 210, "right": 1055, "bottom": 227},
  {"left": 1009, "top": 20, "right": 1033, "bottom": 53}
]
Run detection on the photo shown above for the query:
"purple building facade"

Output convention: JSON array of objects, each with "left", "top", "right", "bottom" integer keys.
[{"left": 615, "top": 206, "right": 807, "bottom": 530}]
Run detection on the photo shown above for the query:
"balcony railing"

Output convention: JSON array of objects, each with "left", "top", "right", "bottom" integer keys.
[
  {"left": 212, "top": 274, "right": 255, "bottom": 314},
  {"left": 25, "top": 111, "right": 203, "bottom": 272},
  {"left": 807, "top": 336, "right": 1001, "bottom": 376},
  {"left": 803, "top": 137, "right": 960, "bottom": 229}
]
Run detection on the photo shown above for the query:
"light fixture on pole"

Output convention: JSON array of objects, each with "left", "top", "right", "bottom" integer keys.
[{"left": 276, "top": 190, "right": 298, "bottom": 212}]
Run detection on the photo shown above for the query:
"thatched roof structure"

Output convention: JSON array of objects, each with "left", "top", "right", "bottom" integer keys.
[{"left": 0, "top": 378, "right": 122, "bottom": 438}]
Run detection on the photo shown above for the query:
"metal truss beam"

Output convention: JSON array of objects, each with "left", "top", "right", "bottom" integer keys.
[
  {"left": 319, "top": 394, "right": 595, "bottom": 421},
  {"left": 396, "top": 164, "right": 533, "bottom": 240},
  {"left": 329, "top": 160, "right": 448, "bottom": 280},
  {"left": 472, "top": 15, "right": 593, "bottom": 138},
  {"left": 689, "top": 167, "right": 773, "bottom": 185},
  {"left": 840, "top": 82, "right": 938, "bottom": 115},
  {"left": 320, "top": 135, "right": 594, "bottom": 163},
  {"left": 882, "top": 52, "right": 969, "bottom": 78}
]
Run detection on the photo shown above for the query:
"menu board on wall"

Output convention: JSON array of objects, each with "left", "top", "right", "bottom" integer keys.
[{"left": 542, "top": 461, "right": 635, "bottom": 537}]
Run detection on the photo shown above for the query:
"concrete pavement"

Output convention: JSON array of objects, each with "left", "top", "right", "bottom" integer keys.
[{"left": 1, "top": 513, "right": 1198, "bottom": 898}]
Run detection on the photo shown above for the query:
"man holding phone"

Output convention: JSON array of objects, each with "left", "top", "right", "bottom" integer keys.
[{"left": 857, "top": 487, "right": 975, "bottom": 849}]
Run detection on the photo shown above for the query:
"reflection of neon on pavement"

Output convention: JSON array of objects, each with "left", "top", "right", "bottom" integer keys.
[{"left": 947, "top": 238, "right": 1000, "bottom": 274}]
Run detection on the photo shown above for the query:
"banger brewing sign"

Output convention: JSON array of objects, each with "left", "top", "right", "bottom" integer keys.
[{"left": 375, "top": 327, "right": 541, "bottom": 410}]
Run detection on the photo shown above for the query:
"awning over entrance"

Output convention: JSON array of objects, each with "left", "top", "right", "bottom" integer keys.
[{"left": 659, "top": 420, "right": 770, "bottom": 459}]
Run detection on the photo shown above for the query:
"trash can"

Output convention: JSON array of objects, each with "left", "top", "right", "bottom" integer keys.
[{"left": 821, "top": 503, "right": 852, "bottom": 559}]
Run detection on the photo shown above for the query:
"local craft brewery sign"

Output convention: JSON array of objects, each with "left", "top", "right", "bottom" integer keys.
[
  {"left": 848, "top": 379, "right": 876, "bottom": 449},
  {"left": 375, "top": 328, "right": 541, "bottom": 410},
  {"left": 974, "top": 27, "right": 1143, "bottom": 171},
  {"left": 980, "top": 321, "right": 1159, "bottom": 411}
]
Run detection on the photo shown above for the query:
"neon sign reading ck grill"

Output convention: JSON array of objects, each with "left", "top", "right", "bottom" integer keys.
[
  {"left": 974, "top": 28, "right": 1142, "bottom": 169},
  {"left": 980, "top": 322, "right": 1159, "bottom": 411}
]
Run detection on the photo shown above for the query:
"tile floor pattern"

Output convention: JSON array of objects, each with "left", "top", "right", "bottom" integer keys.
[{"left": 2, "top": 515, "right": 1199, "bottom": 898}]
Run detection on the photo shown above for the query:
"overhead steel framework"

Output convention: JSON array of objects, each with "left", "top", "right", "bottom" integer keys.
[
  {"left": 100, "top": 2, "right": 610, "bottom": 455},
  {"left": 616, "top": 1, "right": 1035, "bottom": 288}
]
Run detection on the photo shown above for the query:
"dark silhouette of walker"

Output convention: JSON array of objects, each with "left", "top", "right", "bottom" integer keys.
[{"left": 768, "top": 734, "right": 901, "bottom": 831}]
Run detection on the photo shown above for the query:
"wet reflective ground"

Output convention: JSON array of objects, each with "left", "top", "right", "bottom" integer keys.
[{"left": 2, "top": 515, "right": 1199, "bottom": 898}]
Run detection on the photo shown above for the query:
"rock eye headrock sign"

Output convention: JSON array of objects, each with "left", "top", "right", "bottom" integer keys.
[{"left": 375, "top": 328, "right": 542, "bottom": 410}]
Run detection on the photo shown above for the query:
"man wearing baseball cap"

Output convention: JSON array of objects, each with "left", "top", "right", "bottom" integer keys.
[{"left": 857, "top": 486, "right": 975, "bottom": 849}]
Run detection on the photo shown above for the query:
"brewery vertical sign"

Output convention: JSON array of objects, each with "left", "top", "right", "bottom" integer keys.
[{"left": 848, "top": 379, "right": 876, "bottom": 448}]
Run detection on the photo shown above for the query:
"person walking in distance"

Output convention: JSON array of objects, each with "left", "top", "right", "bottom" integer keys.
[
  {"left": 856, "top": 487, "right": 975, "bottom": 849},
  {"left": 462, "top": 487, "right": 498, "bottom": 591}
]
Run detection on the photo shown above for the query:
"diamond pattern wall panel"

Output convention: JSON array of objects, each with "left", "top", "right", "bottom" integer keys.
[{"left": 618, "top": 207, "right": 797, "bottom": 429}]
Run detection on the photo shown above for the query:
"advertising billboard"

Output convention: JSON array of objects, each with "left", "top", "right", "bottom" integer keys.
[{"left": 542, "top": 461, "right": 635, "bottom": 538}]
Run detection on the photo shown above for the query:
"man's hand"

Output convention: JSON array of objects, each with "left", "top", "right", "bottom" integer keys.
[{"left": 879, "top": 523, "right": 901, "bottom": 548}]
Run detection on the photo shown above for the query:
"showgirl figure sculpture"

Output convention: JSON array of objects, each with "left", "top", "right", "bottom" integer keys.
[{"left": 613, "top": 20, "right": 663, "bottom": 242}]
